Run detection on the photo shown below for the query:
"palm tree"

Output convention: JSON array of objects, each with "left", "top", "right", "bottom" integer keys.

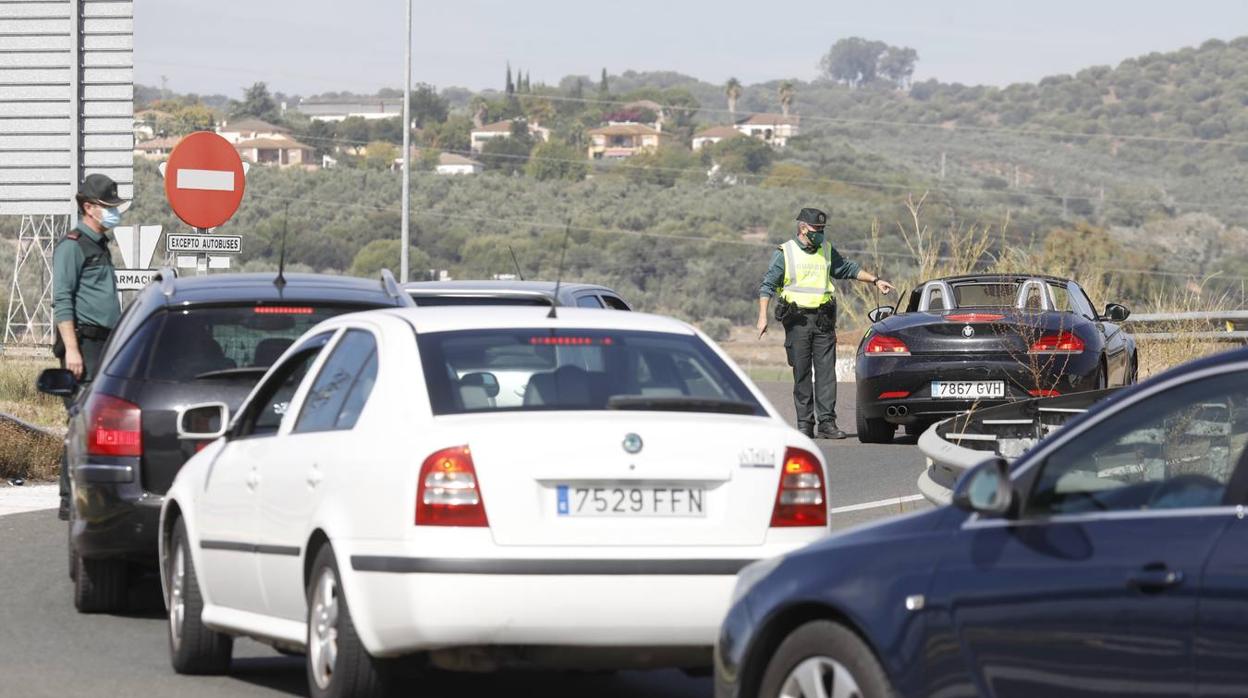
[
  {"left": 778, "top": 80, "right": 796, "bottom": 117},
  {"left": 725, "top": 77, "right": 742, "bottom": 118}
]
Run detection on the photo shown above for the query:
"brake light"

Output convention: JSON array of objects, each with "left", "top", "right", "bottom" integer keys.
[
  {"left": 1029, "top": 331, "right": 1085, "bottom": 354},
  {"left": 770, "top": 447, "right": 827, "bottom": 528},
  {"left": 946, "top": 313, "right": 1004, "bottom": 323},
  {"left": 254, "top": 306, "right": 314, "bottom": 314},
  {"left": 878, "top": 391, "right": 910, "bottom": 399},
  {"left": 1028, "top": 389, "right": 1061, "bottom": 397},
  {"left": 416, "top": 446, "right": 488, "bottom": 527},
  {"left": 84, "top": 392, "right": 141, "bottom": 457},
  {"left": 528, "top": 336, "right": 613, "bottom": 346},
  {"left": 865, "top": 335, "right": 910, "bottom": 356}
]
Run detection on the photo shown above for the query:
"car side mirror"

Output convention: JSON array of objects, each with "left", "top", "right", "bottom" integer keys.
[
  {"left": 36, "top": 368, "right": 77, "bottom": 397},
  {"left": 460, "top": 372, "right": 500, "bottom": 398},
  {"left": 952, "top": 457, "right": 1015, "bottom": 516},
  {"left": 1103, "top": 303, "right": 1130, "bottom": 322},
  {"left": 177, "top": 402, "right": 230, "bottom": 441},
  {"left": 867, "top": 306, "right": 894, "bottom": 323}
]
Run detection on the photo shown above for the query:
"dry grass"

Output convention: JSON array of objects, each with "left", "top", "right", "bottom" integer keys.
[
  {"left": 0, "top": 418, "right": 60, "bottom": 481},
  {"left": 0, "top": 357, "right": 63, "bottom": 429}
]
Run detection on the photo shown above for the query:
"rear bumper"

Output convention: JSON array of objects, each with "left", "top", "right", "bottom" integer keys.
[
  {"left": 71, "top": 458, "right": 161, "bottom": 562},
  {"left": 856, "top": 353, "right": 1100, "bottom": 424},
  {"left": 339, "top": 539, "right": 817, "bottom": 662}
]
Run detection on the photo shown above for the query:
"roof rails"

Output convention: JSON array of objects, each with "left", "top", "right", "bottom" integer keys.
[
  {"left": 380, "top": 269, "right": 415, "bottom": 306},
  {"left": 156, "top": 266, "right": 178, "bottom": 298}
]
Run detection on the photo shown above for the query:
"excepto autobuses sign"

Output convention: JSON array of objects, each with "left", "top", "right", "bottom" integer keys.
[{"left": 165, "top": 234, "right": 243, "bottom": 254}]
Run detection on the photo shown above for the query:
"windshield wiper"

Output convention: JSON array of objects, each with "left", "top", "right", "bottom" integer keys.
[
  {"left": 194, "top": 367, "right": 269, "bottom": 380},
  {"left": 606, "top": 395, "right": 758, "bottom": 415}
]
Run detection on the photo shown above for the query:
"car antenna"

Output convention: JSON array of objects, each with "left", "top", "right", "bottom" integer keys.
[
  {"left": 274, "top": 202, "right": 289, "bottom": 291},
  {"left": 547, "top": 221, "right": 571, "bottom": 319},
  {"left": 507, "top": 244, "right": 525, "bottom": 281}
]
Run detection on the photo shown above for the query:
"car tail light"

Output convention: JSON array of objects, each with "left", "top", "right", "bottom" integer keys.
[
  {"left": 1028, "top": 389, "right": 1061, "bottom": 397},
  {"left": 770, "top": 447, "right": 827, "bottom": 528},
  {"left": 878, "top": 391, "right": 910, "bottom": 399},
  {"left": 864, "top": 335, "right": 910, "bottom": 356},
  {"left": 1029, "top": 331, "right": 1085, "bottom": 354},
  {"left": 416, "top": 446, "right": 488, "bottom": 527},
  {"left": 84, "top": 392, "right": 141, "bottom": 457},
  {"left": 946, "top": 313, "right": 1004, "bottom": 323}
]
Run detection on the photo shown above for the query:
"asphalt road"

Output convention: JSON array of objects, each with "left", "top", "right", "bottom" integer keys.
[{"left": 0, "top": 381, "right": 927, "bottom": 698}]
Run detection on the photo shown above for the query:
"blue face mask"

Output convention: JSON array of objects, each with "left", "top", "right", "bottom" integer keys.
[{"left": 98, "top": 206, "right": 122, "bottom": 229}]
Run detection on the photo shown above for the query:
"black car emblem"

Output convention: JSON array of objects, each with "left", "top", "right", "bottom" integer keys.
[{"left": 962, "top": 325, "right": 975, "bottom": 338}]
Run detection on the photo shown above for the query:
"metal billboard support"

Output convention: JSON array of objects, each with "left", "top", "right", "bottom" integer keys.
[{"left": 3, "top": 215, "right": 64, "bottom": 345}]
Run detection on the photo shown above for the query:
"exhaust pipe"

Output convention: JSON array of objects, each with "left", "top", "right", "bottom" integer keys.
[
  {"left": 896, "top": 405, "right": 909, "bottom": 416},
  {"left": 886, "top": 406, "right": 898, "bottom": 417}
]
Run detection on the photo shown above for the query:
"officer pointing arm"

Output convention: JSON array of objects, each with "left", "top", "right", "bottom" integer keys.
[{"left": 755, "top": 208, "right": 894, "bottom": 440}]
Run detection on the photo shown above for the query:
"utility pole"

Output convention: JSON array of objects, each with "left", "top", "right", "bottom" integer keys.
[{"left": 400, "top": 0, "right": 412, "bottom": 282}]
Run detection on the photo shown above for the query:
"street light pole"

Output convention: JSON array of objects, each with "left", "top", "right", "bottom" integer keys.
[{"left": 400, "top": 0, "right": 412, "bottom": 282}]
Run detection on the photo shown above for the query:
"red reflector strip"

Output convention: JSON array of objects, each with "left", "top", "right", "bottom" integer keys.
[
  {"left": 529, "top": 337, "right": 611, "bottom": 346},
  {"left": 946, "top": 313, "right": 1004, "bottom": 323},
  {"left": 254, "top": 306, "right": 314, "bottom": 314},
  {"left": 1028, "top": 389, "right": 1061, "bottom": 397},
  {"left": 94, "top": 428, "right": 140, "bottom": 449},
  {"left": 878, "top": 391, "right": 910, "bottom": 399}
]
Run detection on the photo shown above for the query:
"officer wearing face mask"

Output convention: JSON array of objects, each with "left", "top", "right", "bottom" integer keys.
[
  {"left": 53, "top": 173, "right": 125, "bottom": 388},
  {"left": 757, "top": 208, "right": 895, "bottom": 439}
]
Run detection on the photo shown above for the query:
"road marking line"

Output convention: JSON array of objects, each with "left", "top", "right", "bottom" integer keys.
[
  {"left": 828, "top": 494, "right": 926, "bottom": 514},
  {"left": 176, "top": 168, "right": 234, "bottom": 192}
]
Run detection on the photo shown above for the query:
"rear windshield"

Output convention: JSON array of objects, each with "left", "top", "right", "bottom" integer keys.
[
  {"left": 107, "top": 304, "right": 376, "bottom": 382},
  {"left": 418, "top": 328, "right": 765, "bottom": 416},
  {"left": 410, "top": 295, "right": 550, "bottom": 307},
  {"left": 952, "top": 283, "right": 1018, "bottom": 307}
]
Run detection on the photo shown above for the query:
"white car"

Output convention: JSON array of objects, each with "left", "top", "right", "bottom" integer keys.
[{"left": 159, "top": 307, "right": 829, "bottom": 697}]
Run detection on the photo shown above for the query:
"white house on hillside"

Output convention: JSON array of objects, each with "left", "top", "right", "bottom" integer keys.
[
  {"left": 435, "top": 153, "right": 484, "bottom": 175},
  {"left": 691, "top": 125, "right": 745, "bottom": 150},
  {"left": 217, "top": 118, "right": 291, "bottom": 144},
  {"left": 735, "top": 114, "right": 800, "bottom": 147},
  {"left": 298, "top": 99, "right": 403, "bottom": 122},
  {"left": 469, "top": 119, "right": 551, "bottom": 152}
]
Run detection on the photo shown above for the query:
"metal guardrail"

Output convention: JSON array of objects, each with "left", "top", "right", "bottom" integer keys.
[
  {"left": 916, "top": 389, "right": 1119, "bottom": 505},
  {"left": 1127, "top": 311, "right": 1248, "bottom": 343}
]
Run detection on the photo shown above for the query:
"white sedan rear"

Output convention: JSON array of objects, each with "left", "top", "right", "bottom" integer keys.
[{"left": 159, "top": 307, "right": 829, "bottom": 696}]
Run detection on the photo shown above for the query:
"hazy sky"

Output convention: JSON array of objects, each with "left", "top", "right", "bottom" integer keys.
[{"left": 136, "top": 0, "right": 1248, "bottom": 97}]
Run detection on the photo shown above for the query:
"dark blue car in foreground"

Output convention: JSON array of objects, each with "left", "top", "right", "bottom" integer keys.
[{"left": 717, "top": 348, "right": 1248, "bottom": 698}]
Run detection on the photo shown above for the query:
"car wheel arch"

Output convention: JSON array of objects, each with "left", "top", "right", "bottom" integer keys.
[
  {"left": 740, "top": 601, "right": 884, "bottom": 698},
  {"left": 303, "top": 529, "right": 332, "bottom": 591},
  {"left": 159, "top": 500, "right": 184, "bottom": 593}
]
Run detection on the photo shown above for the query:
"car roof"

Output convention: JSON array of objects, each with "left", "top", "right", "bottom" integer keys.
[
  {"left": 361, "top": 306, "right": 694, "bottom": 335},
  {"left": 930, "top": 273, "right": 1072, "bottom": 285},
  {"left": 154, "top": 272, "right": 405, "bottom": 306},
  {"left": 404, "top": 280, "right": 616, "bottom": 296}
]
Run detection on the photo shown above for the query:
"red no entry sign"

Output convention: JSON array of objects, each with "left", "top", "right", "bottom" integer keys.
[{"left": 164, "top": 131, "right": 246, "bottom": 229}]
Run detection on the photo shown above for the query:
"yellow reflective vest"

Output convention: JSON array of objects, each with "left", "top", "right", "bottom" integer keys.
[{"left": 779, "top": 239, "right": 834, "bottom": 309}]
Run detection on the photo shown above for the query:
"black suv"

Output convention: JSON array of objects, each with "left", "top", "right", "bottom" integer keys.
[{"left": 38, "top": 270, "right": 412, "bottom": 613}]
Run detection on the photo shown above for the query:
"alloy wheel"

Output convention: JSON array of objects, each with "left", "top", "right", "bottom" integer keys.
[
  {"left": 168, "top": 542, "right": 186, "bottom": 650},
  {"left": 309, "top": 567, "right": 340, "bottom": 690},
  {"left": 779, "top": 656, "right": 863, "bottom": 698}
]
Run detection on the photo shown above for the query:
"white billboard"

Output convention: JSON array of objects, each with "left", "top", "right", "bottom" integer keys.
[{"left": 0, "top": 0, "right": 134, "bottom": 215}]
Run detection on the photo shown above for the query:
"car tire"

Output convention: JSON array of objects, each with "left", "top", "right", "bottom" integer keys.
[
  {"left": 759, "top": 620, "right": 896, "bottom": 698},
  {"left": 67, "top": 518, "right": 76, "bottom": 582},
  {"left": 903, "top": 421, "right": 931, "bottom": 438},
  {"left": 168, "top": 518, "right": 233, "bottom": 675},
  {"left": 857, "top": 409, "right": 895, "bottom": 444},
  {"left": 73, "top": 551, "right": 128, "bottom": 614},
  {"left": 307, "top": 545, "right": 391, "bottom": 698}
]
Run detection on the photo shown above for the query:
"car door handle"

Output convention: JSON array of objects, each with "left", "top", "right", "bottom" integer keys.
[
  {"left": 246, "top": 469, "right": 260, "bottom": 491},
  {"left": 306, "top": 466, "right": 323, "bottom": 488},
  {"left": 1128, "top": 566, "right": 1184, "bottom": 592}
]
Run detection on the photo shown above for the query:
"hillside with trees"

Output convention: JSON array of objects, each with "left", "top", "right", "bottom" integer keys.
[{"left": 105, "top": 37, "right": 1248, "bottom": 332}]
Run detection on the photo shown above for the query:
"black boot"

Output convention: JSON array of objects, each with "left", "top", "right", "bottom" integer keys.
[
  {"left": 817, "top": 423, "right": 848, "bottom": 440},
  {"left": 797, "top": 423, "right": 814, "bottom": 438}
]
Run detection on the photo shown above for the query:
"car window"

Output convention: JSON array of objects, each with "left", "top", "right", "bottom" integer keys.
[
  {"left": 235, "top": 332, "right": 335, "bottom": 438},
  {"left": 601, "top": 295, "right": 630, "bottom": 311},
  {"left": 102, "top": 312, "right": 162, "bottom": 379},
  {"left": 1071, "top": 284, "right": 1098, "bottom": 320},
  {"left": 929, "top": 287, "right": 945, "bottom": 311},
  {"left": 1048, "top": 284, "right": 1073, "bottom": 312},
  {"left": 133, "top": 304, "right": 371, "bottom": 382},
  {"left": 576, "top": 295, "right": 603, "bottom": 308},
  {"left": 1027, "top": 372, "right": 1248, "bottom": 516},
  {"left": 418, "top": 328, "right": 765, "bottom": 416},
  {"left": 293, "top": 330, "right": 379, "bottom": 433},
  {"left": 952, "top": 282, "right": 1017, "bottom": 307}
]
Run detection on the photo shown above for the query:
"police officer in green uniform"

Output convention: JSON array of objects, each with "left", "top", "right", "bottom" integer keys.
[
  {"left": 52, "top": 174, "right": 124, "bottom": 515},
  {"left": 757, "top": 208, "right": 894, "bottom": 439}
]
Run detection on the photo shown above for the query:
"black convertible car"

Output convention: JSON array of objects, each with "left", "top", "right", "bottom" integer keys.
[{"left": 855, "top": 274, "right": 1137, "bottom": 443}]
